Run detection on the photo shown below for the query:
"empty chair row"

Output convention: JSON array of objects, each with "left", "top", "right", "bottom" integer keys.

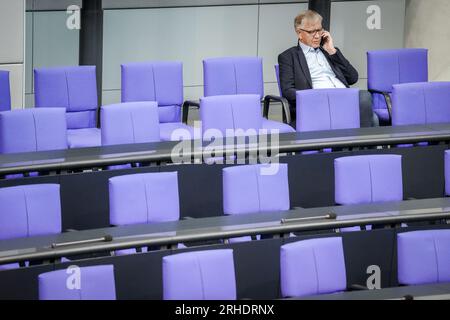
[
  {"left": 0, "top": 96, "right": 294, "bottom": 157},
  {"left": 0, "top": 153, "right": 434, "bottom": 262},
  {"left": 37, "top": 228, "right": 450, "bottom": 300}
]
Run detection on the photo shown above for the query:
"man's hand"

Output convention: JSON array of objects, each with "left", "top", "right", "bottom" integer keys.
[{"left": 321, "top": 30, "right": 337, "bottom": 55}]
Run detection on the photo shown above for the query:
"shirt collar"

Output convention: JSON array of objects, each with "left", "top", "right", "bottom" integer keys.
[{"left": 299, "top": 41, "right": 319, "bottom": 54}]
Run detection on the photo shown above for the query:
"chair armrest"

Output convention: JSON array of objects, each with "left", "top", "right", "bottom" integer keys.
[
  {"left": 263, "top": 95, "right": 292, "bottom": 125},
  {"left": 369, "top": 89, "right": 392, "bottom": 122},
  {"left": 182, "top": 100, "right": 200, "bottom": 124}
]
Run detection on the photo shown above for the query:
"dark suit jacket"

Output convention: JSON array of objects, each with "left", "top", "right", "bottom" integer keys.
[{"left": 278, "top": 43, "right": 359, "bottom": 111}]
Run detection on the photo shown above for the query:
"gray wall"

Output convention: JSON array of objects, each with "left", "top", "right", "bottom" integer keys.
[
  {"left": 405, "top": 0, "right": 450, "bottom": 81},
  {"left": 24, "top": 0, "right": 406, "bottom": 110},
  {"left": 0, "top": 0, "right": 25, "bottom": 109}
]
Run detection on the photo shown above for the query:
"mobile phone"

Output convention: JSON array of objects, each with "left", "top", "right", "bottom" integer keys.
[{"left": 320, "top": 33, "right": 328, "bottom": 47}]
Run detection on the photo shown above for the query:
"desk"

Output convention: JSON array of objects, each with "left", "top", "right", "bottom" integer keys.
[
  {"left": 294, "top": 283, "right": 450, "bottom": 300},
  {"left": 1, "top": 124, "right": 450, "bottom": 176}
]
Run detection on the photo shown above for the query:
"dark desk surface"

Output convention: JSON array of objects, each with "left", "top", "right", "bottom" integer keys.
[
  {"left": 1, "top": 124, "right": 450, "bottom": 175},
  {"left": 1, "top": 197, "right": 449, "bottom": 265},
  {"left": 293, "top": 283, "right": 450, "bottom": 300}
]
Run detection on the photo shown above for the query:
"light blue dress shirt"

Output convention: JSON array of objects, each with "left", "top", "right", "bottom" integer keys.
[{"left": 300, "top": 42, "right": 346, "bottom": 89}]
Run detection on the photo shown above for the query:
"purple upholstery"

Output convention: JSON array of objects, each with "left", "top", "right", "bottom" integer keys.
[
  {"left": 223, "top": 164, "right": 290, "bottom": 215},
  {"left": 101, "top": 102, "right": 160, "bottom": 146},
  {"left": 296, "top": 89, "right": 360, "bottom": 132},
  {"left": 121, "top": 61, "right": 193, "bottom": 141},
  {"left": 163, "top": 249, "right": 236, "bottom": 300},
  {"left": 367, "top": 49, "right": 428, "bottom": 121},
  {"left": 109, "top": 172, "right": 180, "bottom": 225},
  {"left": 335, "top": 155, "right": 403, "bottom": 205},
  {"left": 445, "top": 150, "right": 450, "bottom": 196},
  {"left": 0, "top": 108, "right": 67, "bottom": 154},
  {"left": 39, "top": 265, "right": 116, "bottom": 300},
  {"left": 34, "top": 66, "right": 100, "bottom": 148},
  {"left": 0, "top": 184, "right": 61, "bottom": 240},
  {"left": 203, "top": 57, "right": 264, "bottom": 99},
  {"left": 121, "top": 61, "right": 183, "bottom": 122},
  {"left": 280, "top": 237, "right": 347, "bottom": 297},
  {"left": 397, "top": 230, "right": 450, "bottom": 285},
  {"left": 0, "top": 70, "right": 11, "bottom": 111},
  {"left": 200, "top": 94, "right": 294, "bottom": 136},
  {"left": 392, "top": 82, "right": 450, "bottom": 126}
]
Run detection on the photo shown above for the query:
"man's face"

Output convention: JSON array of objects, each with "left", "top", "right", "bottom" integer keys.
[{"left": 296, "top": 19, "right": 323, "bottom": 48}]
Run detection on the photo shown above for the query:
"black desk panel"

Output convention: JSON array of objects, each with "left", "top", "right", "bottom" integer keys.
[{"left": 0, "top": 145, "right": 446, "bottom": 231}]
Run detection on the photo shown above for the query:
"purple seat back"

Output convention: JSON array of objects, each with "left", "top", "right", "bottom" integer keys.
[
  {"left": 335, "top": 155, "right": 403, "bottom": 205},
  {"left": 203, "top": 57, "right": 264, "bottom": 99},
  {"left": 121, "top": 61, "right": 184, "bottom": 123},
  {"left": 280, "top": 237, "right": 347, "bottom": 297},
  {"left": 200, "top": 94, "right": 262, "bottom": 136},
  {"left": 0, "top": 184, "right": 61, "bottom": 240},
  {"left": 367, "top": 49, "right": 428, "bottom": 112},
  {"left": 34, "top": 66, "right": 98, "bottom": 129},
  {"left": 0, "top": 70, "right": 11, "bottom": 111},
  {"left": 223, "top": 164, "right": 290, "bottom": 215},
  {"left": 101, "top": 102, "right": 160, "bottom": 146},
  {"left": 163, "top": 249, "right": 236, "bottom": 300},
  {"left": 392, "top": 82, "right": 450, "bottom": 126},
  {"left": 39, "top": 265, "right": 116, "bottom": 300},
  {"left": 296, "top": 89, "right": 360, "bottom": 132},
  {"left": 109, "top": 172, "right": 180, "bottom": 225},
  {"left": 0, "top": 108, "right": 67, "bottom": 154},
  {"left": 397, "top": 230, "right": 450, "bottom": 285}
]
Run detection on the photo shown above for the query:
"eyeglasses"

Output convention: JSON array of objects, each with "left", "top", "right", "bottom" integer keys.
[{"left": 298, "top": 28, "right": 324, "bottom": 37}]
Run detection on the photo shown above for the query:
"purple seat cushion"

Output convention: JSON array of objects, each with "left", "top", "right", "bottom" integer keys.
[
  {"left": 160, "top": 122, "right": 194, "bottom": 141},
  {"left": 67, "top": 128, "right": 101, "bottom": 148}
]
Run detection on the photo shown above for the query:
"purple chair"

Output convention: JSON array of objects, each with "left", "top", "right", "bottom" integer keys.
[
  {"left": 34, "top": 66, "right": 101, "bottom": 148},
  {"left": 367, "top": 48, "right": 428, "bottom": 124},
  {"left": 109, "top": 172, "right": 180, "bottom": 226},
  {"left": 0, "top": 184, "right": 62, "bottom": 270},
  {"left": 0, "top": 108, "right": 67, "bottom": 154},
  {"left": 101, "top": 102, "right": 160, "bottom": 146},
  {"left": 223, "top": 163, "right": 290, "bottom": 242},
  {"left": 203, "top": 57, "right": 291, "bottom": 124},
  {"left": 445, "top": 150, "right": 450, "bottom": 196},
  {"left": 296, "top": 89, "right": 360, "bottom": 132},
  {"left": 280, "top": 237, "right": 347, "bottom": 297},
  {"left": 39, "top": 265, "right": 116, "bottom": 300},
  {"left": 0, "top": 70, "right": 11, "bottom": 111},
  {"left": 200, "top": 94, "right": 295, "bottom": 136},
  {"left": 335, "top": 155, "right": 403, "bottom": 205},
  {"left": 397, "top": 230, "right": 450, "bottom": 285},
  {"left": 121, "top": 61, "right": 193, "bottom": 141},
  {"left": 392, "top": 82, "right": 450, "bottom": 126},
  {"left": 163, "top": 249, "right": 236, "bottom": 300}
]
